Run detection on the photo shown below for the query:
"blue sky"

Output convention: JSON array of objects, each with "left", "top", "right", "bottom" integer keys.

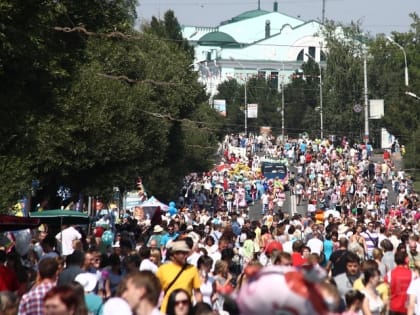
[{"left": 136, "top": 0, "right": 420, "bottom": 35}]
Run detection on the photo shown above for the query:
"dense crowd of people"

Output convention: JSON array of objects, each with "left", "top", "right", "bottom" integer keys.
[{"left": 0, "top": 133, "right": 419, "bottom": 315}]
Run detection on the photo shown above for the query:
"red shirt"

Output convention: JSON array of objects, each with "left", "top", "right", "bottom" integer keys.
[
  {"left": 291, "top": 252, "right": 306, "bottom": 267},
  {"left": 0, "top": 265, "right": 19, "bottom": 292},
  {"left": 385, "top": 265, "right": 413, "bottom": 313}
]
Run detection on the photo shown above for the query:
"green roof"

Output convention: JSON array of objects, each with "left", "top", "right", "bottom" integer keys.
[
  {"left": 222, "top": 9, "right": 270, "bottom": 25},
  {"left": 197, "top": 31, "right": 240, "bottom": 47}
]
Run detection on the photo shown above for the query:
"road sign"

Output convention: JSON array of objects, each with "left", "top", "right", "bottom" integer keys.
[{"left": 353, "top": 104, "right": 362, "bottom": 113}]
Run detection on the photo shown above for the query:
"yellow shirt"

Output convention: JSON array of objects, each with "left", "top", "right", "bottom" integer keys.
[
  {"left": 156, "top": 262, "right": 201, "bottom": 313},
  {"left": 353, "top": 277, "right": 389, "bottom": 303}
]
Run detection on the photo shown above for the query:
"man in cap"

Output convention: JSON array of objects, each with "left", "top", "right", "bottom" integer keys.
[
  {"left": 147, "top": 225, "right": 164, "bottom": 248},
  {"left": 156, "top": 240, "right": 202, "bottom": 313}
]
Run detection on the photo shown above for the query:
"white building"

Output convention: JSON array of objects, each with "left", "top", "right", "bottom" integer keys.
[{"left": 182, "top": 1, "right": 325, "bottom": 99}]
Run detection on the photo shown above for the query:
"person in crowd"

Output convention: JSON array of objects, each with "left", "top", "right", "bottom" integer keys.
[
  {"left": 407, "top": 262, "right": 420, "bottom": 315},
  {"left": 0, "top": 291, "right": 19, "bottom": 315},
  {"left": 55, "top": 224, "right": 82, "bottom": 256},
  {"left": 161, "top": 224, "right": 179, "bottom": 248},
  {"left": 342, "top": 290, "right": 365, "bottom": 315},
  {"left": 334, "top": 252, "right": 361, "bottom": 299},
  {"left": 67, "top": 281, "right": 90, "bottom": 315},
  {"left": 75, "top": 273, "right": 103, "bottom": 315},
  {"left": 212, "top": 260, "right": 232, "bottom": 311},
  {"left": 57, "top": 250, "right": 85, "bottom": 286},
  {"left": 349, "top": 223, "right": 366, "bottom": 259},
  {"left": 39, "top": 236, "right": 59, "bottom": 262},
  {"left": 362, "top": 222, "right": 379, "bottom": 259},
  {"left": 103, "top": 270, "right": 163, "bottom": 315},
  {"left": 322, "top": 232, "right": 335, "bottom": 266},
  {"left": 291, "top": 240, "right": 306, "bottom": 267},
  {"left": 139, "top": 246, "right": 158, "bottom": 273},
  {"left": 326, "top": 237, "right": 350, "bottom": 277},
  {"left": 360, "top": 268, "right": 384, "bottom": 315},
  {"left": 104, "top": 253, "right": 124, "bottom": 298},
  {"left": 150, "top": 248, "right": 162, "bottom": 269},
  {"left": 124, "top": 254, "right": 141, "bottom": 273},
  {"left": 0, "top": 250, "right": 19, "bottom": 293},
  {"left": 18, "top": 258, "right": 58, "bottom": 315},
  {"left": 43, "top": 285, "right": 85, "bottom": 315},
  {"left": 380, "top": 239, "right": 395, "bottom": 274},
  {"left": 407, "top": 238, "right": 420, "bottom": 270},
  {"left": 385, "top": 250, "right": 413, "bottom": 315},
  {"left": 166, "top": 288, "right": 193, "bottom": 315},
  {"left": 196, "top": 255, "right": 214, "bottom": 306},
  {"left": 156, "top": 240, "right": 202, "bottom": 314}
]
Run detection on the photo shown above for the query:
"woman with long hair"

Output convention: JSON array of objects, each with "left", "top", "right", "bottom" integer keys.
[
  {"left": 166, "top": 289, "right": 192, "bottom": 315},
  {"left": 212, "top": 260, "right": 232, "bottom": 312},
  {"left": 361, "top": 268, "right": 384, "bottom": 315}
]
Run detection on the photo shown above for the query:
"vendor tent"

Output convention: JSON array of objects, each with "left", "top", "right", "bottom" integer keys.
[
  {"left": 30, "top": 210, "right": 90, "bottom": 226},
  {"left": 141, "top": 196, "right": 169, "bottom": 211},
  {"left": 0, "top": 215, "right": 40, "bottom": 232}
]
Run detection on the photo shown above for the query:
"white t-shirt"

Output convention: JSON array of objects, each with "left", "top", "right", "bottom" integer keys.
[
  {"left": 307, "top": 237, "right": 323, "bottom": 255},
  {"left": 407, "top": 277, "right": 420, "bottom": 315},
  {"left": 55, "top": 226, "right": 81, "bottom": 256}
]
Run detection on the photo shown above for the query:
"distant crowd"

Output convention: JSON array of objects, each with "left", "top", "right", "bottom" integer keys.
[{"left": 0, "top": 133, "right": 419, "bottom": 315}]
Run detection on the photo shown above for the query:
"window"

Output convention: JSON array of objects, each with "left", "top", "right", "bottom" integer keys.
[
  {"left": 297, "top": 49, "right": 304, "bottom": 61},
  {"left": 258, "top": 71, "right": 266, "bottom": 79},
  {"left": 308, "top": 46, "right": 316, "bottom": 59},
  {"left": 270, "top": 71, "right": 278, "bottom": 89}
]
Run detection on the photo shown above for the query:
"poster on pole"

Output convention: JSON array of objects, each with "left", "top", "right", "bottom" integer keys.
[
  {"left": 247, "top": 103, "right": 258, "bottom": 118},
  {"left": 213, "top": 99, "right": 227, "bottom": 116},
  {"left": 369, "top": 99, "right": 384, "bottom": 119}
]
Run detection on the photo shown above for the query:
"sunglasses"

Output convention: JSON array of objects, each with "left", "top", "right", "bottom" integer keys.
[{"left": 175, "top": 299, "right": 189, "bottom": 306}]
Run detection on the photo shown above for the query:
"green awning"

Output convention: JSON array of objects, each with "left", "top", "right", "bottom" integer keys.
[{"left": 30, "top": 210, "right": 90, "bottom": 226}]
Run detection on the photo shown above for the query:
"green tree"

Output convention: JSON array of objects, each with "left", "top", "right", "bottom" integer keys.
[
  {"left": 321, "top": 20, "right": 367, "bottom": 141},
  {"left": 0, "top": 1, "right": 218, "bottom": 210}
]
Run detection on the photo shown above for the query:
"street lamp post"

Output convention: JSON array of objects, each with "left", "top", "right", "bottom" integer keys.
[
  {"left": 363, "top": 55, "right": 369, "bottom": 144},
  {"left": 386, "top": 36, "right": 409, "bottom": 87},
  {"left": 244, "top": 76, "right": 248, "bottom": 136},
  {"left": 306, "top": 53, "right": 323, "bottom": 139},
  {"left": 281, "top": 80, "right": 285, "bottom": 141}
]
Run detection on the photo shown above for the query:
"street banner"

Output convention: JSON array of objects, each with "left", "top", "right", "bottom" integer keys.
[
  {"left": 247, "top": 103, "right": 258, "bottom": 118},
  {"left": 369, "top": 99, "right": 384, "bottom": 119},
  {"left": 213, "top": 99, "right": 227, "bottom": 116}
]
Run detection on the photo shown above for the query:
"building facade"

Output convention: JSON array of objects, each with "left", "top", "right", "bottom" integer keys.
[{"left": 182, "top": 1, "right": 325, "bottom": 100}]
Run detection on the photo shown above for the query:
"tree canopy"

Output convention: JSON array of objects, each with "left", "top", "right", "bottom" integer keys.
[{"left": 0, "top": 1, "right": 218, "bottom": 211}]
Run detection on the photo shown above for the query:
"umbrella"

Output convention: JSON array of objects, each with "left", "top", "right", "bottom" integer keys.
[
  {"left": 30, "top": 209, "right": 90, "bottom": 226},
  {"left": 0, "top": 215, "right": 40, "bottom": 232}
]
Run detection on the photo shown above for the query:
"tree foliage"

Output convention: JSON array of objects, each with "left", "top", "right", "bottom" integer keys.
[{"left": 0, "top": 2, "right": 218, "bottom": 211}]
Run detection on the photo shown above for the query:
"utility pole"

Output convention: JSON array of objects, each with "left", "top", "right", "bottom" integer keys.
[
  {"left": 363, "top": 56, "right": 369, "bottom": 144},
  {"left": 281, "top": 81, "right": 285, "bottom": 140},
  {"left": 322, "top": 0, "right": 326, "bottom": 24},
  {"left": 244, "top": 76, "right": 248, "bottom": 136}
]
